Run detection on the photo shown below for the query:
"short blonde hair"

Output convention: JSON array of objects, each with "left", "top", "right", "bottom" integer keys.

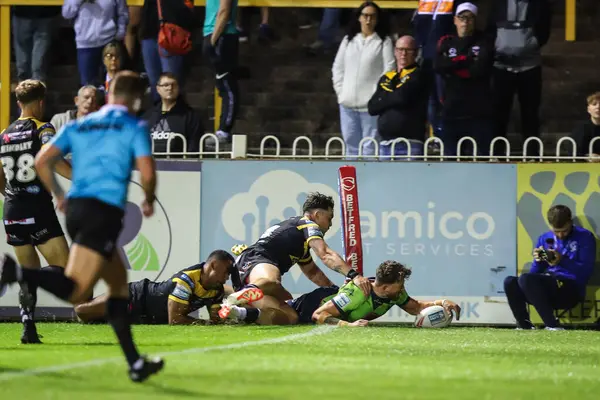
[{"left": 586, "top": 92, "right": 600, "bottom": 105}]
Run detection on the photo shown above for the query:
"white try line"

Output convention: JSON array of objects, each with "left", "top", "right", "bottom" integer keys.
[{"left": 0, "top": 325, "right": 336, "bottom": 382}]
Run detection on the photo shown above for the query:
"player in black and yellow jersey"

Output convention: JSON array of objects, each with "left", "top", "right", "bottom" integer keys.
[
  {"left": 221, "top": 192, "right": 371, "bottom": 325},
  {"left": 74, "top": 250, "right": 248, "bottom": 325},
  {"left": 0, "top": 80, "right": 72, "bottom": 344}
]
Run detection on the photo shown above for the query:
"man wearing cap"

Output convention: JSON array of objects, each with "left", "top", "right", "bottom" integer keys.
[{"left": 435, "top": 2, "right": 494, "bottom": 158}]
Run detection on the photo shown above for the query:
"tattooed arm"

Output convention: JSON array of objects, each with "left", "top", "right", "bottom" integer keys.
[{"left": 312, "top": 299, "right": 369, "bottom": 328}]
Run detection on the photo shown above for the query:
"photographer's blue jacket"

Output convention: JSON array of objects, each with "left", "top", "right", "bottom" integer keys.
[{"left": 531, "top": 226, "right": 596, "bottom": 297}]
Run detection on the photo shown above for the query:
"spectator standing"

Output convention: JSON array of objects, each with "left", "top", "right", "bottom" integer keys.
[
  {"left": 570, "top": 92, "right": 600, "bottom": 160},
  {"left": 139, "top": 0, "right": 196, "bottom": 103},
  {"left": 62, "top": 0, "right": 129, "bottom": 87},
  {"left": 332, "top": 1, "right": 395, "bottom": 158},
  {"left": 11, "top": 6, "right": 61, "bottom": 85},
  {"left": 435, "top": 3, "right": 494, "bottom": 157},
  {"left": 204, "top": 0, "right": 240, "bottom": 146},
  {"left": 487, "top": 0, "right": 553, "bottom": 157},
  {"left": 504, "top": 205, "right": 596, "bottom": 330},
  {"left": 368, "top": 36, "right": 429, "bottom": 159},
  {"left": 142, "top": 73, "right": 203, "bottom": 157},
  {"left": 412, "top": 0, "right": 466, "bottom": 141},
  {"left": 50, "top": 85, "right": 99, "bottom": 132}
]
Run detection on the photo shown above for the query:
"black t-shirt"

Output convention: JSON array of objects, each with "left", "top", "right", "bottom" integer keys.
[
  {"left": 570, "top": 120, "right": 600, "bottom": 156},
  {"left": 247, "top": 216, "right": 325, "bottom": 274},
  {"left": 0, "top": 118, "right": 55, "bottom": 205}
]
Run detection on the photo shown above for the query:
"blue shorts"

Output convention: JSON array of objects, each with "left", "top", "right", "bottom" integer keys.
[{"left": 286, "top": 286, "right": 339, "bottom": 324}]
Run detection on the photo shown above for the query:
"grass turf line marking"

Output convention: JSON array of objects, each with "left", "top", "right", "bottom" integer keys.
[{"left": 0, "top": 325, "right": 336, "bottom": 381}]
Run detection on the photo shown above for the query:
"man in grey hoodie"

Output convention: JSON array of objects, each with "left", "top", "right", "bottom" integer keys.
[
  {"left": 62, "top": 0, "right": 129, "bottom": 86},
  {"left": 486, "top": 0, "right": 553, "bottom": 157}
]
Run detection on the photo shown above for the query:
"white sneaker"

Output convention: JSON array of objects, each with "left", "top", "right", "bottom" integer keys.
[
  {"left": 204, "top": 131, "right": 229, "bottom": 148},
  {"left": 223, "top": 286, "right": 264, "bottom": 307},
  {"left": 545, "top": 327, "right": 565, "bottom": 331},
  {"left": 218, "top": 305, "right": 244, "bottom": 320},
  {"left": 516, "top": 326, "right": 536, "bottom": 330}
]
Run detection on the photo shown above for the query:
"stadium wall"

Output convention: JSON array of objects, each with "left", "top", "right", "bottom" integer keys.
[{"left": 1, "top": 160, "right": 599, "bottom": 326}]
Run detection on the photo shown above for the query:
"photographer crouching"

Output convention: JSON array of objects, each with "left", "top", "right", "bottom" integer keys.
[{"left": 505, "top": 205, "right": 596, "bottom": 330}]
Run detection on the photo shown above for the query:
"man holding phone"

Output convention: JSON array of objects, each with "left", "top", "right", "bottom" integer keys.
[{"left": 504, "top": 205, "right": 596, "bottom": 330}]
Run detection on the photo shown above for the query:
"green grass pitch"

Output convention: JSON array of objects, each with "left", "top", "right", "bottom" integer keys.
[{"left": 0, "top": 323, "right": 599, "bottom": 399}]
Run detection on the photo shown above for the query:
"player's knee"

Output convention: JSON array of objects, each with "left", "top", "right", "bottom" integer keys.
[
  {"left": 287, "top": 311, "right": 299, "bottom": 325},
  {"left": 503, "top": 275, "right": 518, "bottom": 290}
]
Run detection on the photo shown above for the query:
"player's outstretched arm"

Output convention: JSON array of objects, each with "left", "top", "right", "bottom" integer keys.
[
  {"left": 312, "top": 301, "right": 368, "bottom": 327},
  {"left": 401, "top": 297, "right": 461, "bottom": 320},
  {"left": 167, "top": 299, "right": 210, "bottom": 325},
  {"left": 298, "top": 260, "right": 335, "bottom": 287},
  {"left": 308, "top": 238, "right": 371, "bottom": 295}
]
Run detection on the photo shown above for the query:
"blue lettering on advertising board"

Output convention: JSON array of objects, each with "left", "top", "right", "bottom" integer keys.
[{"left": 200, "top": 161, "right": 517, "bottom": 296}]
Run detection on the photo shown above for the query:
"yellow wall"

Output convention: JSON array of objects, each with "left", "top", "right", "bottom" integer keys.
[{"left": 517, "top": 164, "right": 600, "bottom": 325}]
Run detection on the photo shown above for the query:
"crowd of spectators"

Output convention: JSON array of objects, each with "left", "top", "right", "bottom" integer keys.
[{"left": 7, "top": 0, "right": 599, "bottom": 159}]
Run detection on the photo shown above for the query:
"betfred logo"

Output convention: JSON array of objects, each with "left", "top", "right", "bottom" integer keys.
[{"left": 341, "top": 177, "right": 355, "bottom": 191}]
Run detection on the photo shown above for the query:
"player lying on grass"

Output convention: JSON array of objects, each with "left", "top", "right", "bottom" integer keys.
[
  {"left": 222, "top": 260, "right": 461, "bottom": 327},
  {"left": 220, "top": 192, "right": 372, "bottom": 326},
  {"left": 75, "top": 250, "right": 251, "bottom": 325}
]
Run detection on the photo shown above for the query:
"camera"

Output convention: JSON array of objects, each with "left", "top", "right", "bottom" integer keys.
[{"left": 538, "top": 238, "right": 556, "bottom": 263}]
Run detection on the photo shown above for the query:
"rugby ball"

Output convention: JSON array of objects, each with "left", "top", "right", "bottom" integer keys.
[{"left": 414, "top": 305, "right": 453, "bottom": 328}]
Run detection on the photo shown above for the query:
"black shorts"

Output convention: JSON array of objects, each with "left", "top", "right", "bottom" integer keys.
[
  {"left": 66, "top": 197, "right": 124, "bottom": 259},
  {"left": 286, "top": 286, "right": 340, "bottom": 324},
  {"left": 3, "top": 198, "right": 64, "bottom": 246},
  {"left": 128, "top": 279, "right": 169, "bottom": 325},
  {"left": 235, "top": 249, "right": 280, "bottom": 286}
]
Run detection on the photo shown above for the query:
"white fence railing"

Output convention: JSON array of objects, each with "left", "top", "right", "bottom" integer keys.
[{"left": 151, "top": 133, "right": 600, "bottom": 162}]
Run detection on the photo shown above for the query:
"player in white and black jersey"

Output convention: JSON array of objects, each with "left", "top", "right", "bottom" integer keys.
[{"left": 0, "top": 80, "right": 72, "bottom": 343}]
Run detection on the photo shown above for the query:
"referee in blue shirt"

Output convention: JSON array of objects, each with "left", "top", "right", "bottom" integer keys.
[
  {"left": 504, "top": 205, "right": 596, "bottom": 330},
  {"left": 0, "top": 71, "right": 163, "bottom": 382}
]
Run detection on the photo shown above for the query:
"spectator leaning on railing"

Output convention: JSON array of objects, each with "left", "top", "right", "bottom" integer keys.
[
  {"left": 435, "top": 3, "right": 494, "bottom": 157},
  {"left": 142, "top": 73, "right": 203, "bottom": 157},
  {"left": 62, "top": 0, "right": 129, "bottom": 87},
  {"left": 50, "top": 85, "right": 99, "bottom": 132},
  {"left": 368, "top": 35, "right": 429, "bottom": 159},
  {"left": 504, "top": 205, "right": 596, "bottom": 330},
  {"left": 570, "top": 92, "right": 600, "bottom": 161},
  {"left": 332, "top": 1, "right": 395, "bottom": 158}
]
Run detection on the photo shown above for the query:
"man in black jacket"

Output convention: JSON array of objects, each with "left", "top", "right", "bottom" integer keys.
[
  {"left": 487, "top": 0, "right": 553, "bottom": 157},
  {"left": 368, "top": 35, "right": 429, "bottom": 159},
  {"left": 435, "top": 2, "right": 494, "bottom": 157},
  {"left": 142, "top": 73, "right": 204, "bottom": 158}
]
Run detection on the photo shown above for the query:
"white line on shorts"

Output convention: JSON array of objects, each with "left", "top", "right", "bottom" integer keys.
[{"left": 0, "top": 325, "right": 336, "bottom": 382}]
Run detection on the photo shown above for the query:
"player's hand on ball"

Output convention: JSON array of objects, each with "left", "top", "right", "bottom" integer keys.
[
  {"left": 443, "top": 300, "right": 461, "bottom": 321},
  {"left": 349, "top": 319, "right": 369, "bottom": 327},
  {"left": 141, "top": 199, "right": 154, "bottom": 217},
  {"left": 353, "top": 276, "right": 372, "bottom": 296}
]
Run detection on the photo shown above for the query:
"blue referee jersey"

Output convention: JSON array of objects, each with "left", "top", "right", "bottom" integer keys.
[{"left": 49, "top": 105, "right": 152, "bottom": 209}]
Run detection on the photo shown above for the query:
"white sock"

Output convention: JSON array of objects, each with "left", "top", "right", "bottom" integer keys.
[{"left": 234, "top": 306, "right": 247, "bottom": 320}]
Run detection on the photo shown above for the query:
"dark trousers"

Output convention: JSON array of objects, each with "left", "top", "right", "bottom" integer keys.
[
  {"left": 504, "top": 273, "right": 582, "bottom": 328},
  {"left": 442, "top": 118, "right": 494, "bottom": 157},
  {"left": 203, "top": 34, "right": 240, "bottom": 135},
  {"left": 12, "top": 15, "right": 54, "bottom": 83},
  {"left": 77, "top": 46, "right": 104, "bottom": 86},
  {"left": 493, "top": 66, "right": 542, "bottom": 156}
]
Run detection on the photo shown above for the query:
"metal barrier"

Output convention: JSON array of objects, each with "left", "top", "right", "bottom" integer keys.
[{"left": 152, "top": 134, "right": 600, "bottom": 162}]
